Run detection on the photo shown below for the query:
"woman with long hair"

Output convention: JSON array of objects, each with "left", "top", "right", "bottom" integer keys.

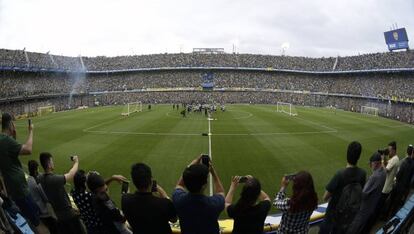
[
  {"left": 225, "top": 175, "right": 271, "bottom": 234},
  {"left": 273, "top": 171, "right": 318, "bottom": 234},
  {"left": 70, "top": 170, "right": 105, "bottom": 234}
]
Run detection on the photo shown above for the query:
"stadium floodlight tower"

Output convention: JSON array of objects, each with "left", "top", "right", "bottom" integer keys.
[
  {"left": 361, "top": 106, "right": 379, "bottom": 117},
  {"left": 121, "top": 102, "right": 142, "bottom": 116},
  {"left": 277, "top": 102, "right": 298, "bottom": 116},
  {"left": 281, "top": 42, "right": 290, "bottom": 56}
]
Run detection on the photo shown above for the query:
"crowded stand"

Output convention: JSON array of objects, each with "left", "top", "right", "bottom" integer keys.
[
  {"left": 1, "top": 71, "right": 414, "bottom": 101},
  {"left": 1, "top": 49, "right": 414, "bottom": 72}
]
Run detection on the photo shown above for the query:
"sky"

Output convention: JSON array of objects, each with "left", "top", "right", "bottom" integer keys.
[{"left": 0, "top": 0, "right": 412, "bottom": 57}]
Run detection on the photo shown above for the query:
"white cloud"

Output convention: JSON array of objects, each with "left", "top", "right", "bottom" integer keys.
[{"left": 0, "top": 0, "right": 412, "bottom": 57}]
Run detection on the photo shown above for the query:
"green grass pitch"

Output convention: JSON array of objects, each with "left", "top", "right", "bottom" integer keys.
[{"left": 14, "top": 104, "right": 414, "bottom": 217}]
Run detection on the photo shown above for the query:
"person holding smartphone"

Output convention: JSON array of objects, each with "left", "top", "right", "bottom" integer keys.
[
  {"left": 122, "top": 163, "right": 176, "bottom": 234},
  {"left": 39, "top": 153, "right": 86, "bottom": 234},
  {"left": 273, "top": 171, "right": 318, "bottom": 234},
  {"left": 225, "top": 175, "right": 271, "bottom": 234},
  {"left": 173, "top": 155, "right": 225, "bottom": 234},
  {"left": 0, "top": 113, "right": 42, "bottom": 232},
  {"left": 87, "top": 171, "right": 131, "bottom": 234},
  {"left": 72, "top": 170, "right": 127, "bottom": 234}
]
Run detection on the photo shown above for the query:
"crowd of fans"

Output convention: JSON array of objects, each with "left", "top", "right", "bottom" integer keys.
[
  {"left": 1, "top": 113, "right": 413, "bottom": 234},
  {"left": 1, "top": 49, "right": 414, "bottom": 72},
  {"left": 1, "top": 70, "right": 414, "bottom": 102}
]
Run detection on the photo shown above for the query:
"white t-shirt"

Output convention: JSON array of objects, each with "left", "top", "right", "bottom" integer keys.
[{"left": 382, "top": 155, "right": 400, "bottom": 194}]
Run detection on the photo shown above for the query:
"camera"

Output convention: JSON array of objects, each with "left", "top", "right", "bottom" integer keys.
[{"left": 378, "top": 148, "right": 390, "bottom": 156}]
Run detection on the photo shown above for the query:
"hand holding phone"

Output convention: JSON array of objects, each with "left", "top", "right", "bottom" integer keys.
[
  {"left": 151, "top": 180, "right": 157, "bottom": 192},
  {"left": 70, "top": 155, "right": 78, "bottom": 162},
  {"left": 238, "top": 176, "right": 248, "bottom": 183},
  {"left": 28, "top": 119, "right": 33, "bottom": 131},
  {"left": 121, "top": 181, "right": 129, "bottom": 194},
  {"left": 201, "top": 154, "right": 210, "bottom": 167},
  {"left": 284, "top": 173, "right": 297, "bottom": 181}
]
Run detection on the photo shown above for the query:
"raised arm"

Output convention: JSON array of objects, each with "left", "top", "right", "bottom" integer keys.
[
  {"left": 156, "top": 184, "right": 171, "bottom": 200},
  {"left": 210, "top": 165, "right": 225, "bottom": 197},
  {"left": 225, "top": 176, "right": 239, "bottom": 209},
  {"left": 273, "top": 176, "right": 290, "bottom": 211},
  {"left": 259, "top": 190, "right": 271, "bottom": 201},
  {"left": 64, "top": 156, "right": 79, "bottom": 182},
  {"left": 105, "top": 175, "right": 127, "bottom": 185},
  {"left": 20, "top": 123, "right": 33, "bottom": 155},
  {"left": 175, "top": 156, "right": 202, "bottom": 190}
]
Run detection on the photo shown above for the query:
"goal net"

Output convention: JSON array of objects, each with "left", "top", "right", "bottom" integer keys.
[
  {"left": 121, "top": 102, "right": 142, "bottom": 116},
  {"left": 277, "top": 102, "right": 298, "bottom": 116},
  {"left": 38, "top": 105, "right": 55, "bottom": 116},
  {"left": 361, "top": 106, "right": 378, "bottom": 116}
]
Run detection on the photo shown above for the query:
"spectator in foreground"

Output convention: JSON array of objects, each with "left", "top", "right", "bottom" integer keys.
[
  {"left": 225, "top": 175, "right": 271, "bottom": 234},
  {"left": 319, "top": 141, "right": 366, "bottom": 234},
  {"left": 38, "top": 152, "right": 86, "bottom": 234},
  {"left": 0, "top": 113, "right": 41, "bottom": 231},
  {"left": 71, "top": 170, "right": 104, "bottom": 234},
  {"left": 87, "top": 171, "right": 131, "bottom": 234},
  {"left": 347, "top": 152, "right": 386, "bottom": 234},
  {"left": 378, "top": 141, "right": 399, "bottom": 219},
  {"left": 274, "top": 171, "right": 318, "bottom": 234},
  {"left": 27, "top": 160, "right": 58, "bottom": 234},
  {"left": 173, "top": 155, "right": 225, "bottom": 234},
  {"left": 386, "top": 144, "right": 414, "bottom": 218},
  {"left": 122, "top": 163, "right": 177, "bottom": 234}
]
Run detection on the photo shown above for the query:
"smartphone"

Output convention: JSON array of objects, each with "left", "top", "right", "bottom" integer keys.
[
  {"left": 121, "top": 181, "right": 129, "bottom": 194},
  {"left": 151, "top": 180, "right": 157, "bottom": 192},
  {"left": 201, "top": 154, "right": 210, "bottom": 167},
  {"left": 239, "top": 176, "right": 248, "bottom": 183},
  {"left": 285, "top": 173, "right": 297, "bottom": 181}
]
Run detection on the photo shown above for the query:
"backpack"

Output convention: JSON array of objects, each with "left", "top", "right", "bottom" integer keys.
[{"left": 333, "top": 173, "right": 363, "bottom": 231}]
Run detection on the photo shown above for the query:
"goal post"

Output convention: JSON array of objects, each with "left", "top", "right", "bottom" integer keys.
[
  {"left": 361, "top": 106, "right": 378, "bottom": 116},
  {"left": 37, "top": 105, "right": 55, "bottom": 116},
  {"left": 121, "top": 102, "right": 142, "bottom": 116},
  {"left": 276, "top": 102, "right": 298, "bottom": 116}
]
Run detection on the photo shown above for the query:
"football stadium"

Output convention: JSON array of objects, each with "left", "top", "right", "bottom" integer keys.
[{"left": 1, "top": 1, "right": 414, "bottom": 234}]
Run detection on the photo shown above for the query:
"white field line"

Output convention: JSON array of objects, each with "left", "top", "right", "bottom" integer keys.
[
  {"left": 83, "top": 116, "right": 127, "bottom": 132},
  {"left": 213, "top": 130, "right": 337, "bottom": 136},
  {"left": 84, "top": 129, "right": 337, "bottom": 136},
  {"left": 208, "top": 116, "right": 213, "bottom": 196},
  {"left": 85, "top": 130, "right": 200, "bottom": 136},
  {"left": 292, "top": 116, "right": 338, "bottom": 132}
]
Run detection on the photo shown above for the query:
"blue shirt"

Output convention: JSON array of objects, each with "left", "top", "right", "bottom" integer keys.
[{"left": 172, "top": 188, "right": 224, "bottom": 234}]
